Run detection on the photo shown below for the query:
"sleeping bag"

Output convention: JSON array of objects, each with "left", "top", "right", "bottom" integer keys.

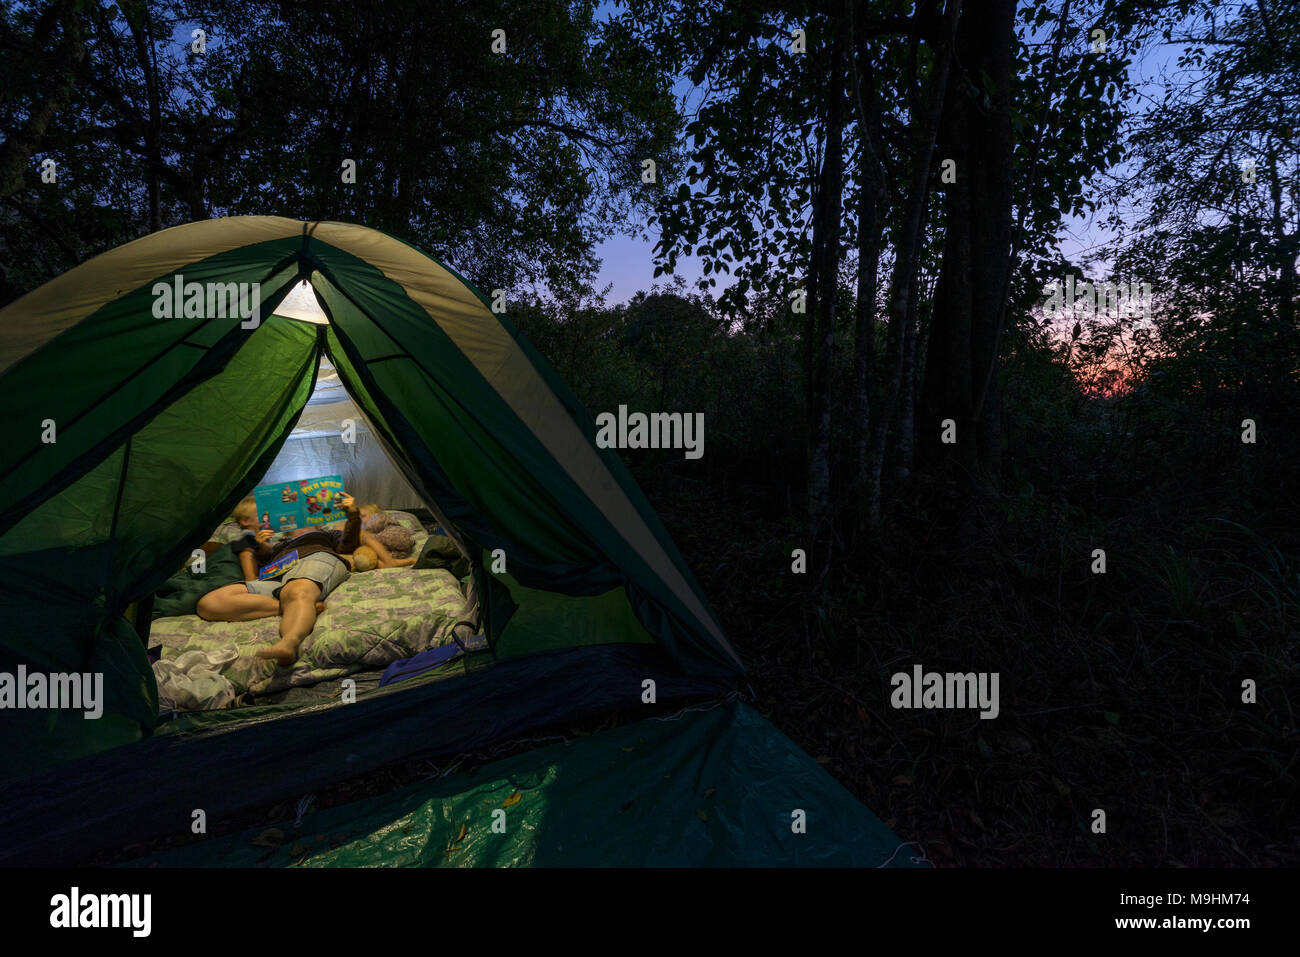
[{"left": 152, "top": 544, "right": 244, "bottom": 619}]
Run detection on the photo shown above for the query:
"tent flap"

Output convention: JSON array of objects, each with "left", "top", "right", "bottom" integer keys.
[
  {"left": 131, "top": 700, "right": 918, "bottom": 868},
  {"left": 0, "top": 216, "right": 742, "bottom": 801}
]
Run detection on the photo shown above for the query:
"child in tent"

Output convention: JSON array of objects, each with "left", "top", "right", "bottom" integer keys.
[
  {"left": 358, "top": 503, "right": 418, "bottom": 568},
  {"left": 229, "top": 496, "right": 273, "bottom": 580},
  {"left": 199, "top": 492, "right": 367, "bottom": 665},
  {"left": 359, "top": 504, "right": 417, "bottom": 562},
  {"left": 301, "top": 501, "right": 414, "bottom": 567}
]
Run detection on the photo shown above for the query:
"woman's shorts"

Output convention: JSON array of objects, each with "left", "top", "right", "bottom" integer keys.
[{"left": 244, "top": 553, "right": 350, "bottom": 600}]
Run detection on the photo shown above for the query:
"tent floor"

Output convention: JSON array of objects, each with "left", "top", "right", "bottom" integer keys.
[{"left": 130, "top": 698, "right": 921, "bottom": 867}]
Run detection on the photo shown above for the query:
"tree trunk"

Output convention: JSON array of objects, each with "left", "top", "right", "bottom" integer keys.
[
  {"left": 848, "top": 0, "right": 885, "bottom": 537},
  {"left": 127, "top": 0, "right": 164, "bottom": 233},
  {"left": 896, "top": 291, "right": 918, "bottom": 482},
  {"left": 969, "top": 0, "right": 1015, "bottom": 493},
  {"left": 804, "top": 182, "right": 823, "bottom": 422},
  {"left": 917, "top": 0, "right": 1016, "bottom": 501},
  {"left": 0, "top": 0, "right": 86, "bottom": 200},
  {"left": 1266, "top": 138, "right": 1296, "bottom": 328},
  {"left": 864, "top": 0, "right": 962, "bottom": 528},
  {"left": 806, "top": 0, "right": 849, "bottom": 582}
]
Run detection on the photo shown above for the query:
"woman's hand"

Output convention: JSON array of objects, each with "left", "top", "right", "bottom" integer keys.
[{"left": 338, "top": 492, "right": 356, "bottom": 511}]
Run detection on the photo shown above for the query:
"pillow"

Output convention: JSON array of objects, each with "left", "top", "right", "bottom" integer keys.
[{"left": 209, "top": 520, "right": 247, "bottom": 545}]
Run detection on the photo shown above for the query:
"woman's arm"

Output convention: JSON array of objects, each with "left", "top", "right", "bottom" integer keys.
[{"left": 336, "top": 494, "right": 362, "bottom": 553}]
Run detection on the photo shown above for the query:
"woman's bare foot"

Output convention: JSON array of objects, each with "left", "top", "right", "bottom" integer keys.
[{"left": 255, "top": 638, "right": 301, "bottom": 666}]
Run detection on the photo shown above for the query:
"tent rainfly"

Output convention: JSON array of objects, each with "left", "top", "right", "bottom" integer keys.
[{"left": 0, "top": 217, "right": 904, "bottom": 867}]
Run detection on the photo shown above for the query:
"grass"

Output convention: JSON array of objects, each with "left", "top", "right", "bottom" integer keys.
[{"left": 640, "top": 466, "right": 1300, "bottom": 867}]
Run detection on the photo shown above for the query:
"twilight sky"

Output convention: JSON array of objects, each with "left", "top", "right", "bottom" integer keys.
[{"left": 586, "top": 4, "right": 1182, "bottom": 307}]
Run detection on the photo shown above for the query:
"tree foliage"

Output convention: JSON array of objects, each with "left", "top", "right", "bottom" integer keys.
[{"left": 0, "top": 0, "right": 682, "bottom": 300}]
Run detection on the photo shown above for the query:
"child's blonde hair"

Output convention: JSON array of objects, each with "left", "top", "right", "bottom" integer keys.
[
  {"left": 360, "top": 503, "right": 383, "bottom": 518},
  {"left": 232, "top": 496, "right": 258, "bottom": 524}
]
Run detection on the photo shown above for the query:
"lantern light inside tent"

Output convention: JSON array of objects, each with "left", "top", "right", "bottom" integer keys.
[{"left": 273, "top": 279, "right": 329, "bottom": 324}]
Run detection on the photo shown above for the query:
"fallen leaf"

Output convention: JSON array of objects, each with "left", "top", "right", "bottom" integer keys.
[
  {"left": 621, "top": 746, "right": 634, "bottom": 752},
  {"left": 696, "top": 809, "right": 708, "bottom": 822},
  {"left": 892, "top": 774, "right": 913, "bottom": 786},
  {"left": 1052, "top": 776, "right": 1071, "bottom": 797},
  {"left": 503, "top": 792, "right": 521, "bottom": 808},
  {"left": 455, "top": 821, "right": 468, "bottom": 843},
  {"left": 815, "top": 754, "right": 833, "bottom": 764},
  {"left": 703, "top": 787, "right": 716, "bottom": 799}
]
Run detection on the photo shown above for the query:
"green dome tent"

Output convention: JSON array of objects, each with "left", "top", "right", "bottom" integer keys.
[{"left": 0, "top": 217, "right": 910, "bottom": 866}]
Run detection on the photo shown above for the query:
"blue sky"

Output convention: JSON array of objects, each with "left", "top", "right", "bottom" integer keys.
[{"left": 591, "top": 229, "right": 701, "bottom": 305}]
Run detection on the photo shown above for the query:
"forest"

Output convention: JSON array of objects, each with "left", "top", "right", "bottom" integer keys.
[{"left": 1, "top": 0, "right": 1296, "bottom": 867}]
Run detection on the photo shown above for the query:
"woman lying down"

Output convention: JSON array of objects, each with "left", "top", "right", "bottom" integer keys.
[{"left": 197, "top": 492, "right": 416, "bottom": 666}]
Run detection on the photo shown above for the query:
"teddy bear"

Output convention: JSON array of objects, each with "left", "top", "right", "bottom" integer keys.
[{"left": 361, "top": 509, "right": 416, "bottom": 558}]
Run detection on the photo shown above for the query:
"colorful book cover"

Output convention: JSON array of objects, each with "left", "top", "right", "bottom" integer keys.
[
  {"left": 253, "top": 474, "right": 345, "bottom": 533},
  {"left": 298, "top": 474, "right": 346, "bottom": 528},
  {"left": 258, "top": 549, "right": 300, "bottom": 581}
]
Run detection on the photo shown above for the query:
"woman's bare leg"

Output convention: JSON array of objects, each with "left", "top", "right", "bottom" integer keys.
[
  {"left": 197, "top": 584, "right": 279, "bottom": 622},
  {"left": 198, "top": 583, "right": 326, "bottom": 624},
  {"left": 256, "top": 578, "right": 322, "bottom": 666}
]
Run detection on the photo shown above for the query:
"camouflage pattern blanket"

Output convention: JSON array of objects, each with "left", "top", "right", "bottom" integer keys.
[{"left": 149, "top": 565, "right": 467, "bottom": 710}]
